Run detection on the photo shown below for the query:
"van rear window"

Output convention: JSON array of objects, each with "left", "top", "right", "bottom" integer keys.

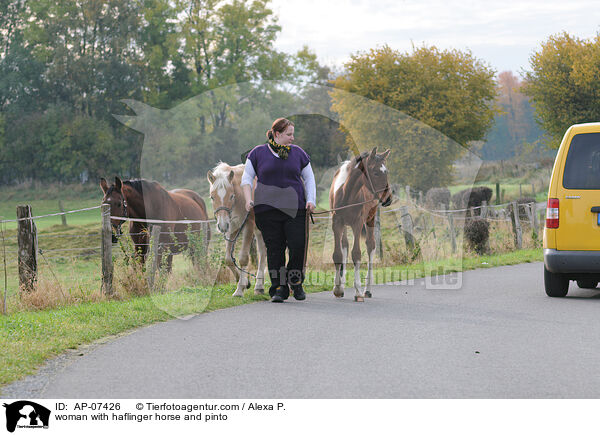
[{"left": 563, "top": 132, "right": 600, "bottom": 189}]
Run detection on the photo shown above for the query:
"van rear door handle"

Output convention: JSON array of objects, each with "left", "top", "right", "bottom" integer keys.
[{"left": 591, "top": 207, "right": 600, "bottom": 213}]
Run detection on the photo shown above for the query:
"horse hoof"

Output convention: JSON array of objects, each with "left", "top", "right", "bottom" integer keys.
[
  {"left": 232, "top": 290, "right": 244, "bottom": 297},
  {"left": 354, "top": 295, "right": 365, "bottom": 302},
  {"left": 254, "top": 288, "right": 265, "bottom": 295},
  {"left": 364, "top": 290, "right": 372, "bottom": 298},
  {"left": 333, "top": 287, "right": 344, "bottom": 298}
]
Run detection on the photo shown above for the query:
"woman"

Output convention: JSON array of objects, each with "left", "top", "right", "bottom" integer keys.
[{"left": 241, "top": 118, "right": 316, "bottom": 302}]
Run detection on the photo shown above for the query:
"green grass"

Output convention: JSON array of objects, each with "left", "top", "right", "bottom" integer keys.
[
  {"left": 0, "top": 247, "right": 542, "bottom": 391},
  {"left": 0, "top": 199, "right": 101, "bottom": 230}
]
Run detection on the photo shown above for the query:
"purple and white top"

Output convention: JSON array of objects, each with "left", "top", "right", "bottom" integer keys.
[{"left": 241, "top": 143, "right": 316, "bottom": 214}]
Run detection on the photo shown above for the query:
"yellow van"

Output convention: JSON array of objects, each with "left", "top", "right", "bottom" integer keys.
[{"left": 544, "top": 122, "right": 600, "bottom": 296}]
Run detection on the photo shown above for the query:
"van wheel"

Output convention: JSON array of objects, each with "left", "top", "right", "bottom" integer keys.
[
  {"left": 577, "top": 279, "right": 598, "bottom": 289},
  {"left": 544, "top": 266, "right": 569, "bottom": 297}
]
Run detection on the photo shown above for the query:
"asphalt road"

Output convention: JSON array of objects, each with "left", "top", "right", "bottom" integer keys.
[{"left": 3, "top": 262, "right": 600, "bottom": 398}]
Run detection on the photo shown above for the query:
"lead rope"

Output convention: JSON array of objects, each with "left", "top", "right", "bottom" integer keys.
[{"left": 223, "top": 211, "right": 258, "bottom": 278}]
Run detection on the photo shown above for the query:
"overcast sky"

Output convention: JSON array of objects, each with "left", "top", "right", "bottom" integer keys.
[{"left": 270, "top": 0, "right": 600, "bottom": 76}]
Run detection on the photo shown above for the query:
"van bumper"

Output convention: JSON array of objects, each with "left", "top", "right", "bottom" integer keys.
[{"left": 544, "top": 249, "right": 600, "bottom": 273}]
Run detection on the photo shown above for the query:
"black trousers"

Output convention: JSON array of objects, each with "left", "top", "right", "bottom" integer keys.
[{"left": 254, "top": 208, "right": 306, "bottom": 289}]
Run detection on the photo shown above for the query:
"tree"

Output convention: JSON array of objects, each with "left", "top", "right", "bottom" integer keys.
[
  {"left": 523, "top": 32, "right": 600, "bottom": 147},
  {"left": 480, "top": 71, "right": 545, "bottom": 160},
  {"left": 331, "top": 45, "right": 497, "bottom": 190}
]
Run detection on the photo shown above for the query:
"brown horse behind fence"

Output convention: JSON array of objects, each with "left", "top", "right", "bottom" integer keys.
[
  {"left": 100, "top": 177, "right": 211, "bottom": 271},
  {"left": 329, "top": 147, "right": 392, "bottom": 301}
]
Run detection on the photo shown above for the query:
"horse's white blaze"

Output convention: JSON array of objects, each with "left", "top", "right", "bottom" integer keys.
[
  {"left": 380, "top": 164, "right": 387, "bottom": 173},
  {"left": 333, "top": 161, "right": 351, "bottom": 193},
  {"left": 217, "top": 186, "right": 226, "bottom": 201}
]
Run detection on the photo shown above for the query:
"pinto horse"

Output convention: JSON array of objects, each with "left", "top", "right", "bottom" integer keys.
[
  {"left": 100, "top": 177, "right": 211, "bottom": 271},
  {"left": 207, "top": 162, "right": 267, "bottom": 296},
  {"left": 330, "top": 147, "right": 392, "bottom": 301}
]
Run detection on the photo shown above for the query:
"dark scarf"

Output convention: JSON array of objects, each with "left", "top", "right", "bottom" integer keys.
[{"left": 268, "top": 137, "right": 291, "bottom": 159}]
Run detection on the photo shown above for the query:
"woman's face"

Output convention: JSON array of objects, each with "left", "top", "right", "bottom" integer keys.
[{"left": 275, "top": 125, "right": 294, "bottom": 145}]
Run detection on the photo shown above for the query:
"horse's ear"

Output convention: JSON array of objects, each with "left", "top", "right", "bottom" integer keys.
[
  {"left": 115, "top": 176, "right": 122, "bottom": 192},
  {"left": 228, "top": 170, "right": 234, "bottom": 183},
  {"left": 380, "top": 149, "right": 391, "bottom": 160},
  {"left": 354, "top": 155, "right": 364, "bottom": 170},
  {"left": 369, "top": 147, "right": 377, "bottom": 159},
  {"left": 207, "top": 169, "right": 215, "bottom": 184},
  {"left": 100, "top": 178, "right": 108, "bottom": 194}
]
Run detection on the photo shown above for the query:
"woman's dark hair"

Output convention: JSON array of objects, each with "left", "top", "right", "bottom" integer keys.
[{"left": 266, "top": 118, "right": 294, "bottom": 140}]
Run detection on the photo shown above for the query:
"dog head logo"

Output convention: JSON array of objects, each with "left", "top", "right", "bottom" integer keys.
[{"left": 3, "top": 401, "right": 51, "bottom": 432}]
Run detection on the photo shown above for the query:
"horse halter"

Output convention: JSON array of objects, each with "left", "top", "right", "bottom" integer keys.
[
  {"left": 213, "top": 205, "right": 233, "bottom": 219},
  {"left": 213, "top": 193, "right": 236, "bottom": 219},
  {"left": 104, "top": 194, "right": 128, "bottom": 228},
  {"left": 358, "top": 158, "right": 392, "bottom": 206}
]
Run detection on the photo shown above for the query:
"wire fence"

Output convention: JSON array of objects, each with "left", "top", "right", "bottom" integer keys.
[{"left": 1, "top": 196, "right": 546, "bottom": 305}]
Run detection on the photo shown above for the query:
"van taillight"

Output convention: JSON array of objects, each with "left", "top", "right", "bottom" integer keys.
[{"left": 546, "top": 198, "right": 559, "bottom": 228}]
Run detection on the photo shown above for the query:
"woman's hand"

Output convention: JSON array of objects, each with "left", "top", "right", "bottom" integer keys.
[
  {"left": 245, "top": 200, "right": 254, "bottom": 212},
  {"left": 306, "top": 202, "right": 316, "bottom": 213}
]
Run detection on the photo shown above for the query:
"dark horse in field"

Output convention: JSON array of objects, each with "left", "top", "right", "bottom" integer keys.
[
  {"left": 100, "top": 177, "right": 211, "bottom": 271},
  {"left": 330, "top": 147, "right": 392, "bottom": 301}
]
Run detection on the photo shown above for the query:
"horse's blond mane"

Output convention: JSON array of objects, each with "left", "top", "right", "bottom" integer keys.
[{"left": 210, "top": 162, "right": 243, "bottom": 190}]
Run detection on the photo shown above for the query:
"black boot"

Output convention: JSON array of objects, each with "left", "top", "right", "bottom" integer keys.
[
  {"left": 270, "top": 285, "right": 289, "bottom": 303},
  {"left": 291, "top": 284, "right": 306, "bottom": 301}
]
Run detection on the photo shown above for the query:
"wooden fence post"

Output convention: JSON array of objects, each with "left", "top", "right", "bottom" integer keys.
[
  {"left": 101, "top": 203, "right": 113, "bottom": 295},
  {"left": 374, "top": 208, "right": 383, "bottom": 260},
  {"left": 399, "top": 205, "right": 415, "bottom": 252},
  {"left": 17, "top": 205, "right": 37, "bottom": 292},
  {"left": 405, "top": 186, "right": 412, "bottom": 205},
  {"left": 511, "top": 201, "right": 523, "bottom": 249},
  {"left": 481, "top": 200, "right": 488, "bottom": 219},
  {"left": 58, "top": 200, "right": 67, "bottom": 226},
  {"left": 531, "top": 202, "right": 539, "bottom": 241},
  {"left": 496, "top": 182, "right": 500, "bottom": 205},
  {"left": 147, "top": 225, "right": 161, "bottom": 290},
  {"left": 443, "top": 204, "right": 457, "bottom": 254}
]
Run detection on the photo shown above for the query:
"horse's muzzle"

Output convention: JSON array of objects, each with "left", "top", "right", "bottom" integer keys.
[{"left": 381, "top": 194, "right": 392, "bottom": 207}]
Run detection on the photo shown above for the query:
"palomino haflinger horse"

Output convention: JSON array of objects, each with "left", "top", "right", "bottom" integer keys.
[
  {"left": 207, "top": 162, "right": 267, "bottom": 297},
  {"left": 330, "top": 147, "right": 392, "bottom": 301},
  {"left": 100, "top": 177, "right": 211, "bottom": 271}
]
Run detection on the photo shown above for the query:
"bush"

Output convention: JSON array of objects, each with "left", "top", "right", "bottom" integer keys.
[
  {"left": 464, "top": 217, "right": 490, "bottom": 255},
  {"left": 451, "top": 186, "right": 493, "bottom": 211},
  {"left": 425, "top": 187, "right": 450, "bottom": 210}
]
